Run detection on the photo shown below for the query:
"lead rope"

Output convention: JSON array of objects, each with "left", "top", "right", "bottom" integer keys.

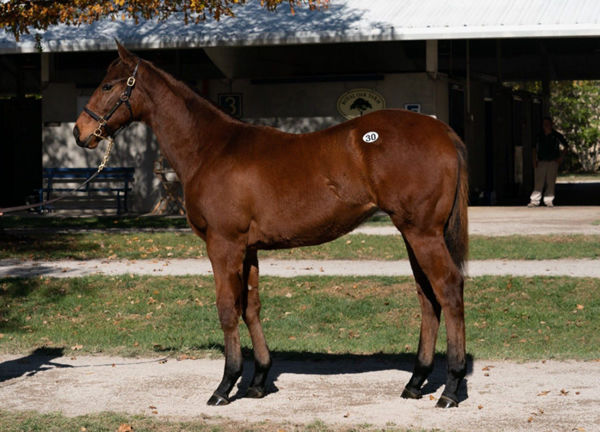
[
  {"left": 0, "top": 139, "right": 114, "bottom": 214},
  {"left": 97, "top": 136, "right": 114, "bottom": 172}
]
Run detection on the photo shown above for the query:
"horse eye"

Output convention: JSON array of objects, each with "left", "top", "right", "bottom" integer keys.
[{"left": 102, "top": 83, "right": 113, "bottom": 91}]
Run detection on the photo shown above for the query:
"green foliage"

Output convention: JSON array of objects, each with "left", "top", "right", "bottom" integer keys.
[
  {"left": 0, "top": 0, "right": 328, "bottom": 41},
  {"left": 551, "top": 80, "right": 600, "bottom": 172}
]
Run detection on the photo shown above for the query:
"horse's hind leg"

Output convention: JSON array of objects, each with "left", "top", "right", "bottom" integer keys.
[
  {"left": 401, "top": 241, "right": 441, "bottom": 400},
  {"left": 242, "top": 249, "right": 272, "bottom": 398},
  {"left": 205, "top": 236, "right": 246, "bottom": 406},
  {"left": 401, "top": 228, "right": 466, "bottom": 408}
]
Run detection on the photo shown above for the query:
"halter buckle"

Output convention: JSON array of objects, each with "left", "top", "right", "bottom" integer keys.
[
  {"left": 127, "top": 76, "right": 136, "bottom": 87},
  {"left": 93, "top": 126, "right": 105, "bottom": 138}
]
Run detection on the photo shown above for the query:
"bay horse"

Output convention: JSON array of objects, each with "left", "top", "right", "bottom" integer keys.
[{"left": 74, "top": 43, "right": 469, "bottom": 408}]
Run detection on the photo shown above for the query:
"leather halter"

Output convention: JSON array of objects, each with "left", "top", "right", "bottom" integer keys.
[{"left": 83, "top": 61, "right": 139, "bottom": 139}]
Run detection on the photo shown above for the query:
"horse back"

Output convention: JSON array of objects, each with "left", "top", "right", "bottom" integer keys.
[{"left": 186, "top": 109, "right": 460, "bottom": 248}]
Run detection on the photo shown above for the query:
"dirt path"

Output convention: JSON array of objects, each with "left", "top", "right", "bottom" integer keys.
[
  {"left": 0, "top": 353, "right": 598, "bottom": 432},
  {"left": 353, "top": 206, "right": 600, "bottom": 236},
  {"left": 3, "top": 258, "right": 600, "bottom": 279}
]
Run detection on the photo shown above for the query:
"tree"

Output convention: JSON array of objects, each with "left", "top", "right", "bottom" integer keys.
[
  {"left": 551, "top": 81, "right": 600, "bottom": 173},
  {"left": 0, "top": 0, "right": 328, "bottom": 40}
]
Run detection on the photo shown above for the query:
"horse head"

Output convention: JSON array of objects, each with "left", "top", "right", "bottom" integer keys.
[{"left": 74, "top": 42, "right": 143, "bottom": 149}]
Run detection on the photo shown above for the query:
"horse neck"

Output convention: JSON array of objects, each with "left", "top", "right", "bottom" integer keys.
[{"left": 138, "top": 65, "right": 231, "bottom": 184}]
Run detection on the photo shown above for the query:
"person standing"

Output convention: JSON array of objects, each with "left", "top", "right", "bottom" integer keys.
[{"left": 528, "top": 116, "right": 567, "bottom": 207}]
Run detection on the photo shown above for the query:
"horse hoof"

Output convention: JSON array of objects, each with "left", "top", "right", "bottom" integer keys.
[
  {"left": 401, "top": 387, "right": 422, "bottom": 399},
  {"left": 207, "top": 393, "right": 230, "bottom": 406},
  {"left": 246, "top": 386, "right": 266, "bottom": 399},
  {"left": 435, "top": 395, "right": 458, "bottom": 408}
]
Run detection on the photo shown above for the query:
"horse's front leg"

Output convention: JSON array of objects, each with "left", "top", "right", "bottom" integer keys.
[
  {"left": 206, "top": 235, "right": 246, "bottom": 406},
  {"left": 242, "top": 249, "right": 272, "bottom": 398}
]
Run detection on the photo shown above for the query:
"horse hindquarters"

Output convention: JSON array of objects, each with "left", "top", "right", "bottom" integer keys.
[{"left": 388, "top": 127, "right": 468, "bottom": 407}]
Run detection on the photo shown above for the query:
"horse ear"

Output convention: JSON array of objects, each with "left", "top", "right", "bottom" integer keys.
[{"left": 116, "top": 40, "right": 137, "bottom": 68}]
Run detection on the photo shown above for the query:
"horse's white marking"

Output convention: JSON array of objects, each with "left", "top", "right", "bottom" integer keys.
[
  {"left": 362, "top": 131, "right": 379, "bottom": 143},
  {"left": 248, "top": 284, "right": 253, "bottom": 291}
]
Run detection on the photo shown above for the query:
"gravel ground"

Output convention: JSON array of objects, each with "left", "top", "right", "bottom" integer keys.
[{"left": 0, "top": 354, "right": 598, "bottom": 432}]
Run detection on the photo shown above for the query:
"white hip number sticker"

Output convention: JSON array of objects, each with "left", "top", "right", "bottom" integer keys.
[{"left": 362, "top": 131, "right": 379, "bottom": 143}]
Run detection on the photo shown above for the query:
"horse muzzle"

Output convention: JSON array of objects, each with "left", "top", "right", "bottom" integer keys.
[{"left": 73, "top": 125, "right": 99, "bottom": 149}]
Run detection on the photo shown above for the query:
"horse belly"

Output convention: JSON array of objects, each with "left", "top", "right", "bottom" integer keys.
[{"left": 248, "top": 180, "right": 377, "bottom": 249}]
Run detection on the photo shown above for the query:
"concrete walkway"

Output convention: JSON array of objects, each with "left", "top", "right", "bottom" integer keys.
[
  {"left": 2, "top": 257, "right": 600, "bottom": 278},
  {"left": 354, "top": 206, "right": 600, "bottom": 236}
]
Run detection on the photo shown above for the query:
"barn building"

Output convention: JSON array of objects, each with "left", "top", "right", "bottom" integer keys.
[{"left": 2, "top": 0, "right": 600, "bottom": 212}]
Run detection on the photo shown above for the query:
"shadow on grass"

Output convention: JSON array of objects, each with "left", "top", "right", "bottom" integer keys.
[
  {"left": 0, "top": 277, "right": 102, "bottom": 334},
  {"left": 0, "top": 347, "right": 72, "bottom": 383},
  {"left": 0, "top": 232, "right": 102, "bottom": 260}
]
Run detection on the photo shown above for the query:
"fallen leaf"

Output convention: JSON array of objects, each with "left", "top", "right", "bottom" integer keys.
[
  {"left": 527, "top": 417, "right": 533, "bottom": 423},
  {"left": 429, "top": 395, "right": 435, "bottom": 401},
  {"left": 537, "top": 390, "right": 551, "bottom": 396},
  {"left": 343, "top": 412, "right": 350, "bottom": 418},
  {"left": 478, "top": 405, "right": 484, "bottom": 410},
  {"left": 71, "top": 344, "right": 83, "bottom": 351},
  {"left": 149, "top": 405, "right": 157, "bottom": 410},
  {"left": 117, "top": 425, "right": 134, "bottom": 432},
  {"left": 560, "top": 389, "right": 569, "bottom": 396},
  {"left": 576, "top": 304, "right": 584, "bottom": 310}
]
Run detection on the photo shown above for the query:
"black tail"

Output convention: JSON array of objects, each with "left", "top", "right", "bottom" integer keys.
[{"left": 444, "top": 130, "right": 469, "bottom": 274}]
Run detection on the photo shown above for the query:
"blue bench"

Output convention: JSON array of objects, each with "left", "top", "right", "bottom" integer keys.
[{"left": 39, "top": 167, "right": 135, "bottom": 214}]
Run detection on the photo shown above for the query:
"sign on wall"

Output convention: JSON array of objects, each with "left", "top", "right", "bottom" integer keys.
[
  {"left": 218, "top": 93, "right": 243, "bottom": 118},
  {"left": 404, "top": 103, "right": 421, "bottom": 113},
  {"left": 337, "top": 88, "right": 386, "bottom": 120}
]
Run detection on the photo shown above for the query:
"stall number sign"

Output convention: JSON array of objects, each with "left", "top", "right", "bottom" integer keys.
[
  {"left": 218, "top": 93, "right": 243, "bottom": 118},
  {"left": 404, "top": 103, "right": 421, "bottom": 113}
]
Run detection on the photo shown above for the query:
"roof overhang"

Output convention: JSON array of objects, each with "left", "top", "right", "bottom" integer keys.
[{"left": 2, "top": 0, "right": 600, "bottom": 54}]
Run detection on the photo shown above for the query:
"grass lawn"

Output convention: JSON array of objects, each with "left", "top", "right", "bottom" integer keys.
[
  {"left": 0, "top": 411, "right": 429, "bottom": 432},
  {"left": 1, "top": 230, "right": 600, "bottom": 261},
  {"left": 1, "top": 275, "right": 598, "bottom": 361}
]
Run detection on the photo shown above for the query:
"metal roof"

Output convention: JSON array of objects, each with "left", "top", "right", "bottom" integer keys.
[{"left": 2, "top": 0, "right": 600, "bottom": 53}]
